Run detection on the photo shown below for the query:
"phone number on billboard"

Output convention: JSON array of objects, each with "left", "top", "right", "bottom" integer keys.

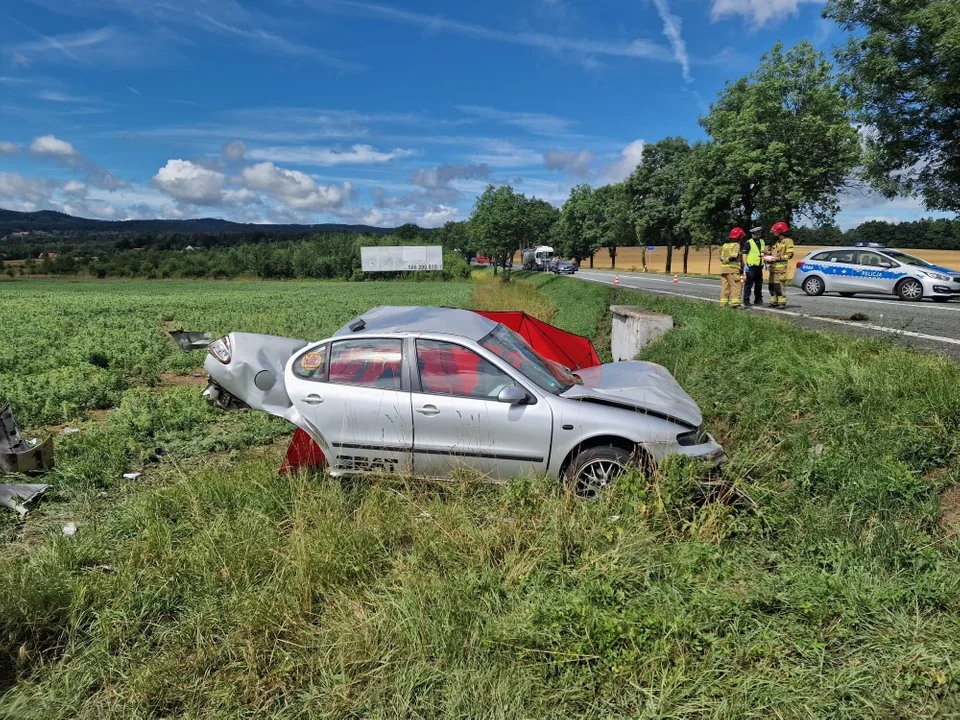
[{"left": 406, "top": 264, "right": 441, "bottom": 270}]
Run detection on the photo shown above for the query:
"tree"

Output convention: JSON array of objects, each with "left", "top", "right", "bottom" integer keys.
[
  {"left": 468, "top": 185, "right": 526, "bottom": 282},
  {"left": 825, "top": 0, "right": 960, "bottom": 211},
  {"left": 591, "top": 183, "right": 635, "bottom": 269},
  {"left": 393, "top": 223, "right": 424, "bottom": 240},
  {"left": 435, "top": 221, "right": 470, "bottom": 254},
  {"left": 700, "top": 41, "right": 861, "bottom": 229},
  {"left": 627, "top": 137, "right": 692, "bottom": 273},
  {"left": 523, "top": 197, "right": 560, "bottom": 250},
  {"left": 556, "top": 185, "right": 601, "bottom": 266},
  {"left": 680, "top": 141, "right": 743, "bottom": 268}
]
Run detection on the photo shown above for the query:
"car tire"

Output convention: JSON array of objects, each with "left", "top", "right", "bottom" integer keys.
[
  {"left": 896, "top": 278, "right": 924, "bottom": 302},
  {"left": 565, "top": 445, "right": 634, "bottom": 499},
  {"left": 839, "top": 292, "right": 856, "bottom": 297},
  {"left": 802, "top": 276, "right": 825, "bottom": 296}
]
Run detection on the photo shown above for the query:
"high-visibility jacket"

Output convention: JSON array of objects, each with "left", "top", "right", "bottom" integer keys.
[
  {"left": 770, "top": 238, "right": 795, "bottom": 269},
  {"left": 720, "top": 242, "right": 741, "bottom": 270},
  {"left": 744, "top": 238, "right": 765, "bottom": 266}
]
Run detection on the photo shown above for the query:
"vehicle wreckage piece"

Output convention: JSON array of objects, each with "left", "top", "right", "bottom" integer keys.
[
  {"left": 169, "top": 330, "right": 213, "bottom": 352},
  {"left": 0, "top": 484, "right": 50, "bottom": 516},
  {"left": 0, "top": 406, "right": 54, "bottom": 476}
]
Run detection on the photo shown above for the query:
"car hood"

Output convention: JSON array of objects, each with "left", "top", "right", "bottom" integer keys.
[
  {"left": 923, "top": 264, "right": 960, "bottom": 276},
  {"left": 562, "top": 361, "right": 702, "bottom": 428}
]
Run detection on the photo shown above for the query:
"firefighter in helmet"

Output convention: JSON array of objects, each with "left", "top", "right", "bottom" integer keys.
[
  {"left": 720, "top": 228, "right": 745, "bottom": 308},
  {"left": 768, "top": 221, "right": 795, "bottom": 308}
]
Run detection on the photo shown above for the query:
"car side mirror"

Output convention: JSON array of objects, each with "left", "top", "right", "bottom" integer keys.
[
  {"left": 879, "top": 261, "right": 894, "bottom": 268},
  {"left": 498, "top": 386, "right": 528, "bottom": 405}
]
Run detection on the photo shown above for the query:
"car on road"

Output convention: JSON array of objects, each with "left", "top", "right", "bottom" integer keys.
[
  {"left": 201, "top": 306, "right": 725, "bottom": 497},
  {"left": 551, "top": 259, "right": 578, "bottom": 275},
  {"left": 793, "top": 246, "right": 960, "bottom": 302}
]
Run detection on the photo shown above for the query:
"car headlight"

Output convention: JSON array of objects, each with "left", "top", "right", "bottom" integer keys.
[
  {"left": 207, "top": 336, "right": 232, "bottom": 364},
  {"left": 922, "top": 270, "right": 951, "bottom": 282},
  {"left": 677, "top": 426, "right": 707, "bottom": 446}
]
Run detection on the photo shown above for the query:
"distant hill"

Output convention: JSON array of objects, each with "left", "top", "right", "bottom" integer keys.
[{"left": 0, "top": 209, "right": 393, "bottom": 237}]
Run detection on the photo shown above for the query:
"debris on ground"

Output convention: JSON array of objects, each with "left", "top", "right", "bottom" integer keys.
[
  {"left": 122, "top": 472, "right": 142, "bottom": 480},
  {"left": 0, "top": 484, "right": 51, "bottom": 516},
  {"left": 62, "top": 522, "right": 77, "bottom": 536},
  {"left": 1, "top": 406, "right": 54, "bottom": 476},
  {"left": 169, "top": 330, "right": 212, "bottom": 352},
  {"left": 62, "top": 427, "right": 81, "bottom": 435},
  {"left": 849, "top": 313, "right": 869, "bottom": 322}
]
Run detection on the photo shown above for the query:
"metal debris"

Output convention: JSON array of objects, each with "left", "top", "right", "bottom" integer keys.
[
  {"left": 122, "top": 472, "right": 142, "bottom": 480},
  {"left": 168, "top": 330, "right": 212, "bottom": 352},
  {"left": 0, "top": 484, "right": 50, "bottom": 516},
  {"left": 1, "top": 406, "right": 54, "bottom": 476}
]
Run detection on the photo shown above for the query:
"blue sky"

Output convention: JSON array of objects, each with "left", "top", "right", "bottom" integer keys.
[{"left": 0, "top": 0, "right": 940, "bottom": 229}]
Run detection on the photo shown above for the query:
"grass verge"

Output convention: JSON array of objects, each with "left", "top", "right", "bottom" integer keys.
[{"left": 2, "top": 278, "right": 960, "bottom": 717}]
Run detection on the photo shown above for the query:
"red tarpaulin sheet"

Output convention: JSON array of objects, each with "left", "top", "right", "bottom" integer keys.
[
  {"left": 470, "top": 310, "right": 601, "bottom": 370},
  {"left": 279, "top": 310, "right": 601, "bottom": 473}
]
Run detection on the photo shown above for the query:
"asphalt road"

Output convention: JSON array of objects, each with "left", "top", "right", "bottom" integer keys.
[{"left": 573, "top": 269, "right": 960, "bottom": 358}]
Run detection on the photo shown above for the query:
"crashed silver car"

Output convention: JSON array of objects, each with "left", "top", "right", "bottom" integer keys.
[{"left": 202, "top": 306, "right": 725, "bottom": 496}]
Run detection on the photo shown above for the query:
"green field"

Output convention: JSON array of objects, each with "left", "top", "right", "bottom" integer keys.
[{"left": 2, "top": 276, "right": 960, "bottom": 718}]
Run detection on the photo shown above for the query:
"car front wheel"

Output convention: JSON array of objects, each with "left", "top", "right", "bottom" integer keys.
[
  {"left": 802, "top": 276, "right": 825, "bottom": 296},
  {"left": 897, "top": 278, "right": 924, "bottom": 302},
  {"left": 565, "top": 445, "right": 633, "bottom": 499}
]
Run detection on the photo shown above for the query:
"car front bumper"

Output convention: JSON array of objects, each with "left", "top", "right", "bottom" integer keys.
[{"left": 920, "top": 276, "right": 960, "bottom": 297}]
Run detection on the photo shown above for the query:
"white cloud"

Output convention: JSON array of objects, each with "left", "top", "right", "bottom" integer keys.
[
  {"left": 469, "top": 140, "right": 544, "bottom": 169},
  {"left": 0, "top": 171, "right": 56, "bottom": 211},
  {"left": 240, "top": 161, "right": 354, "bottom": 210},
  {"left": 711, "top": 0, "right": 824, "bottom": 28},
  {"left": 650, "top": 0, "right": 692, "bottom": 83},
  {"left": 410, "top": 163, "right": 490, "bottom": 191},
  {"left": 35, "top": 89, "right": 100, "bottom": 103},
  {"left": 222, "top": 140, "right": 247, "bottom": 161},
  {"left": 543, "top": 149, "right": 595, "bottom": 178},
  {"left": 152, "top": 159, "right": 227, "bottom": 205},
  {"left": 246, "top": 143, "right": 415, "bottom": 166},
  {"left": 29, "top": 135, "right": 78, "bottom": 157},
  {"left": 603, "top": 140, "right": 646, "bottom": 183},
  {"left": 0, "top": 141, "right": 21, "bottom": 155},
  {"left": 457, "top": 105, "right": 577, "bottom": 137},
  {"left": 317, "top": 0, "right": 675, "bottom": 66},
  {"left": 63, "top": 180, "right": 87, "bottom": 196}
]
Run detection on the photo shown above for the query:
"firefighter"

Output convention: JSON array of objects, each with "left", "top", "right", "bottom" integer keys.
[
  {"left": 741, "top": 227, "right": 765, "bottom": 306},
  {"left": 768, "top": 221, "right": 795, "bottom": 308},
  {"left": 720, "top": 228, "right": 745, "bottom": 308}
]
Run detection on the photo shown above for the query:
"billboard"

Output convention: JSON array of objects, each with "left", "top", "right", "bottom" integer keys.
[{"left": 361, "top": 245, "right": 444, "bottom": 272}]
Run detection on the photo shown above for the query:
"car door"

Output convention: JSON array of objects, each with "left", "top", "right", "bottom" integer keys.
[
  {"left": 851, "top": 251, "right": 899, "bottom": 294},
  {"left": 410, "top": 338, "right": 553, "bottom": 481},
  {"left": 286, "top": 338, "right": 413, "bottom": 476},
  {"left": 822, "top": 249, "right": 859, "bottom": 292}
]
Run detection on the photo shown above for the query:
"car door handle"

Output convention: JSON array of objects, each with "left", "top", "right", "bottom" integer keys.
[
  {"left": 301, "top": 394, "right": 324, "bottom": 405},
  {"left": 416, "top": 405, "right": 440, "bottom": 416}
]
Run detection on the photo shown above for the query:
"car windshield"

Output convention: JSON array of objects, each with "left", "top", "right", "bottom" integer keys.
[
  {"left": 480, "top": 325, "right": 576, "bottom": 394},
  {"left": 881, "top": 250, "right": 931, "bottom": 267}
]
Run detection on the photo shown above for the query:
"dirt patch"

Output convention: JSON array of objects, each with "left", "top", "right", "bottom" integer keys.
[
  {"left": 159, "top": 373, "right": 208, "bottom": 387},
  {"left": 939, "top": 487, "right": 960, "bottom": 531},
  {"left": 87, "top": 409, "right": 111, "bottom": 422}
]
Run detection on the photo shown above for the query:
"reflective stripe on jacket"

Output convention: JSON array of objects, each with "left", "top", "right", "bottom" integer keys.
[
  {"left": 720, "top": 242, "right": 741, "bottom": 270},
  {"left": 770, "top": 238, "right": 795, "bottom": 268}
]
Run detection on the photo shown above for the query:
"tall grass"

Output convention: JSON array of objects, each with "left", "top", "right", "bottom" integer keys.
[{"left": 2, "top": 278, "right": 960, "bottom": 717}]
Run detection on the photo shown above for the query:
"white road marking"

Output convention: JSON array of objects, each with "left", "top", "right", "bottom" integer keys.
[{"left": 579, "top": 274, "right": 960, "bottom": 347}]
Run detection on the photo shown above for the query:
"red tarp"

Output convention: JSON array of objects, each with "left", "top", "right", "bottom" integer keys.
[
  {"left": 470, "top": 310, "right": 601, "bottom": 370},
  {"left": 278, "top": 310, "right": 601, "bottom": 474}
]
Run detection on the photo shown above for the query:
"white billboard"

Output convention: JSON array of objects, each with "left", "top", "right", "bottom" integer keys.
[{"left": 361, "top": 245, "right": 444, "bottom": 272}]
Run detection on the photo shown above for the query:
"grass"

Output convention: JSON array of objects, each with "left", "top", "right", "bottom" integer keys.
[{"left": 2, "top": 276, "right": 960, "bottom": 717}]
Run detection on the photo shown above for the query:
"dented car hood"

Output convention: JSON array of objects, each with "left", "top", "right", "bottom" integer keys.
[{"left": 562, "top": 361, "right": 703, "bottom": 428}]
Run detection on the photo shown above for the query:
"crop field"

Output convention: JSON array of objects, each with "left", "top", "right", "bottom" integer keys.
[{"left": 2, "top": 274, "right": 960, "bottom": 718}]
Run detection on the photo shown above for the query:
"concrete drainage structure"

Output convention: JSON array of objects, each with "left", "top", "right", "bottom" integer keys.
[{"left": 610, "top": 306, "right": 674, "bottom": 362}]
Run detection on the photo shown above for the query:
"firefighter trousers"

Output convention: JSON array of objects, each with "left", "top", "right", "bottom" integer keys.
[
  {"left": 768, "top": 268, "right": 788, "bottom": 306},
  {"left": 720, "top": 271, "right": 741, "bottom": 307}
]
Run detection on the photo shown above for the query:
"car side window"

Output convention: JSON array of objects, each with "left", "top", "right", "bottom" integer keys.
[
  {"left": 828, "top": 250, "right": 857, "bottom": 264},
  {"left": 416, "top": 339, "right": 513, "bottom": 399},
  {"left": 292, "top": 344, "right": 328, "bottom": 380},
  {"left": 857, "top": 251, "right": 887, "bottom": 267},
  {"left": 328, "top": 339, "right": 403, "bottom": 390},
  {"left": 812, "top": 252, "right": 833, "bottom": 261}
]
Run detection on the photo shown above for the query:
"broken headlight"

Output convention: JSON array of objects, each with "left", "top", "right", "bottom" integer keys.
[
  {"left": 207, "top": 336, "right": 232, "bottom": 364},
  {"left": 677, "top": 426, "right": 707, "bottom": 446}
]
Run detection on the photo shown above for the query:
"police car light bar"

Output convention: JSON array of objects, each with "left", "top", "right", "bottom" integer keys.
[{"left": 854, "top": 242, "right": 885, "bottom": 248}]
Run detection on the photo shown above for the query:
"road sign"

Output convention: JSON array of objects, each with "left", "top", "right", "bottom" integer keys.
[
  {"left": 361, "top": 245, "right": 443, "bottom": 272},
  {"left": 646, "top": 246, "right": 656, "bottom": 251}
]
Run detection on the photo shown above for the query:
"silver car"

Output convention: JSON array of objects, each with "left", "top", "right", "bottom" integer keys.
[
  {"left": 793, "top": 246, "right": 960, "bottom": 302},
  {"left": 201, "top": 306, "right": 725, "bottom": 497}
]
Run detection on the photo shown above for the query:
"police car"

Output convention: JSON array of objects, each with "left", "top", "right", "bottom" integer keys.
[{"left": 792, "top": 243, "right": 960, "bottom": 302}]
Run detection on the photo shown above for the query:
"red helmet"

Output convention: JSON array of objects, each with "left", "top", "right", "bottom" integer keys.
[
  {"left": 729, "top": 227, "right": 746, "bottom": 240},
  {"left": 771, "top": 221, "right": 789, "bottom": 235}
]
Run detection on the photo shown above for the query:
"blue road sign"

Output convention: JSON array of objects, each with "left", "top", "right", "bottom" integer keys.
[{"left": 646, "top": 246, "right": 656, "bottom": 251}]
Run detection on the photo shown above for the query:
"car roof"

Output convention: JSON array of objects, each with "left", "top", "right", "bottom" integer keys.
[
  {"left": 804, "top": 246, "right": 896, "bottom": 255},
  {"left": 333, "top": 305, "right": 498, "bottom": 341}
]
